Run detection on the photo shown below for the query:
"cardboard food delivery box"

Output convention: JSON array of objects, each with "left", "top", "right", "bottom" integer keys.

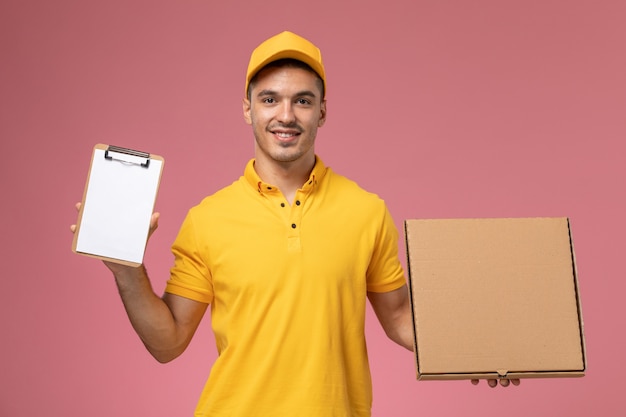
[{"left": 404, "top": 217, "right": 586, "bottom": 380}]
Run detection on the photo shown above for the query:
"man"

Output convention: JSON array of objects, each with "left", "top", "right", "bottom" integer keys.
[{"left": 73, "top": 31, "right": 516, "bottom": 417}]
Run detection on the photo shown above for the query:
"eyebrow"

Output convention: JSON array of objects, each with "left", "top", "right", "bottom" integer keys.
[{"left": 256, "top": 89, "right": 319, "bottom": 99}]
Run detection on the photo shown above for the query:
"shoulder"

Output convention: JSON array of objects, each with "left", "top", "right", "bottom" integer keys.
[
  {"left": 187, "top": 176, "right": 251, "bottom": 218},
  {"left": 324, "top": 167, "right": 386, "bottom": 208}
]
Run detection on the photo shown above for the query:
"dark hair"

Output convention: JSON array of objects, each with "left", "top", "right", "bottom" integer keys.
[{"left": 247, "top": 58, "right": 325, "bottom": 99}]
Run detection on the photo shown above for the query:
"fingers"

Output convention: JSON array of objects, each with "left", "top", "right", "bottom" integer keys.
[
  {"left": 472, "top": 378, "right": 521, "bottom": 388},
  {"left": 70, "top": 202, "right": 82, "bottom": 233},
  {"left": 497, "top": 378, "right": 521, "bottom": 387}
]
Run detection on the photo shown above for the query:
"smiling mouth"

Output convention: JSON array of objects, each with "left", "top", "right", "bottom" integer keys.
[
  {"left": 270, "top": 122, "right": 302, "bottom": 137},
  {"left": 274, "top": 131, "right": 299, "bottom": 139}
]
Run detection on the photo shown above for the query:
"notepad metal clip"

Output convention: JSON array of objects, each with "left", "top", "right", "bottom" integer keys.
[{"left": 105, "top": 145, "right": 150, "bottom": 168}]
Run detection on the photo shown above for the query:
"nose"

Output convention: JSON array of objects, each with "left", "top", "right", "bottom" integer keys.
[{"left": 277, "top": 101, "right": 296, "bottom": 124}]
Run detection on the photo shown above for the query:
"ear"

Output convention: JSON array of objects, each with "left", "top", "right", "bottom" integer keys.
[
  {"left": 318, "top": 99, "right": 327, "bottom": 127},
  {"left": 242, "top": 98, "right": 252, "bottom": 125}
]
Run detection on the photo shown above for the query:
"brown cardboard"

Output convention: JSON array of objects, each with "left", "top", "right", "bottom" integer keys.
[{"left": 404, "top": 217, "right": 586, "bottom": 380}]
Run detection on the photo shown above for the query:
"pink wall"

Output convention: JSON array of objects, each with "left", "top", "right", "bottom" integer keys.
[{"left": 2, "top": 1, "right": 624, "bottom": 415}]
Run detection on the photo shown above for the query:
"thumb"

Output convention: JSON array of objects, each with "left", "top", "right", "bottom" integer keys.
[{"left": 148, "top": 212, "right": 160, "bottom": 238}]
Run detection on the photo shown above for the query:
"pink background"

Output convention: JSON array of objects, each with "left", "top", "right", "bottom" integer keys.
[{"left": 1, "top": 0, "right": 624, "bottom": 416}]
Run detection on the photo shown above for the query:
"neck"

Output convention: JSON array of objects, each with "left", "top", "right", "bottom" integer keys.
[{"left": 254, "top": 154, "right": 315, "bottom": 204}]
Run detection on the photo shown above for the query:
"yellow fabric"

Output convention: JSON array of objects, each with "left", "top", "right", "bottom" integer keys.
[
  {"left": 165, "top": 157, "right": 406, "bottom": 417},
  {"left": 245, "top": 31, "right": 326, "bottom": 97}
]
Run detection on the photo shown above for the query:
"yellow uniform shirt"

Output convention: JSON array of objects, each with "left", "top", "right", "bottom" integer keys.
[{"left": 165, "top": 158, "right": 406, "bottom": 417}]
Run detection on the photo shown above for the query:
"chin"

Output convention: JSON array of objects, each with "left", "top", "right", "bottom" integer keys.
[{"left": 271, "top": 153, "right": 303, "bottom": 163}]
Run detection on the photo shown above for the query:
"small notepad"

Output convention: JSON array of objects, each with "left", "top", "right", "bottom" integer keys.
[{"left": 72, "top": 144, "right": 164, "bottom": 266}]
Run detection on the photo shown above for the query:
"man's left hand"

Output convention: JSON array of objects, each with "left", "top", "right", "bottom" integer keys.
[{"left": 471, "top": 379, "right": 521, "bottom": 388}]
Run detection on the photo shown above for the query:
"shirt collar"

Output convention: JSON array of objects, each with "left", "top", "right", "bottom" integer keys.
[{"left": 243, "top": 156, "right": 327, "bottom": 195}]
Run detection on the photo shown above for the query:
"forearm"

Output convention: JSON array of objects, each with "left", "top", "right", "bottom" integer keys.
[
  {"left": 380, "top": 298, "right": 415, "bottom": 351},
  {"left": 368, "top": 285, "right": 415, "bottom": 351},
  {"left": 106, "top": 262, "right": 190, "bottom": 362}
]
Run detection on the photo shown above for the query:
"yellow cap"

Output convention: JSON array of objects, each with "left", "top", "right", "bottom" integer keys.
[{"left": 245, "top": 31, "right": 326, "bottom": 97}]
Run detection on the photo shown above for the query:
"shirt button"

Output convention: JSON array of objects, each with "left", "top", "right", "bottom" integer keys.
[
  {"left": 291, "top": 223, "right": 297, "bottom": 229},
  {"left": 295, "top": 200, "right": 301, "bottom": 206},
  {"left": 281, "top": 203, "right": 285, "bottom": 207}
]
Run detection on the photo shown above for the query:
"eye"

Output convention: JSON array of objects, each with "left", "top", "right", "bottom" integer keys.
[
  {"left": 296, "top": 98, "right": 312, "bottom": 105},
  {"left": 263, "top": 97, "right": 276, "bottom": 104}
]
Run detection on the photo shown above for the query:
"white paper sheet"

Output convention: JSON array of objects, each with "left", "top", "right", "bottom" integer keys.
[{"left": 75, "top": 147, "right": 163, "bottom": 264}]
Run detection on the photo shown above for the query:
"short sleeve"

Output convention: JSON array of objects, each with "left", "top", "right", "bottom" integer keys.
[
  {"left": 366, "top": 204, "right": 407, "bottom": 293},
  {"left": 165, "top": 210, "right": 214, "bottom": 304}
]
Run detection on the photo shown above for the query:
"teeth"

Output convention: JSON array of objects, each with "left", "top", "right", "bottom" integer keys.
[{"left": 276, "top": 132, "right": 295, "bottom": 138}]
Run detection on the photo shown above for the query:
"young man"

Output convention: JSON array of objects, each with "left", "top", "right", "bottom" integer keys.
[
  {"left": 166, "top": 31, "right": 412, "bottom": 416},
  {"left": 73, "top": 31, "right": 515, "bottom": 417}
]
